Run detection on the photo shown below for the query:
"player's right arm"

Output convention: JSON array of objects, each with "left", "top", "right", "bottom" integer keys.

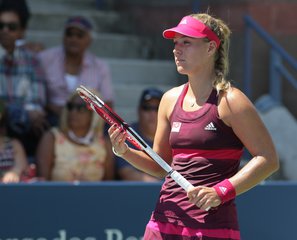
[{"left": 109, "top": 124, "right": 164, "bottom": 178}]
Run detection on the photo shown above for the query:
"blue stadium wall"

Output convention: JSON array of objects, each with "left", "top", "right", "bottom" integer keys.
[{"left": 0, "top": 181, "right": 295, "bottom": 240}]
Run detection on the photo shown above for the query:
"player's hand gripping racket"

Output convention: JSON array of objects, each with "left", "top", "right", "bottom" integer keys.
[{"left": 76, "top": 85, "right": 194, "bottom": 193}]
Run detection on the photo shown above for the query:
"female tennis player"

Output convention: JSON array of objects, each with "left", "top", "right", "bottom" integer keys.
[{"left": 109, "top": 13, "right": 279, "bottom": 240}]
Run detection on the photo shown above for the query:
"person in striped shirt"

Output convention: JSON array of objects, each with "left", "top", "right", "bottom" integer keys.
[
  {"left": 0, "top": 5, "right": 48, "bottom": 160},
  {"left": 108, "top": 13, "right": 279, "bottom": 240},
  {"left": 38, "top": 16, "right": 114, "bottom": 127}
]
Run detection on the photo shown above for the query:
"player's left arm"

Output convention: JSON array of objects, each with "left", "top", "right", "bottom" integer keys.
[{"left": 219, "top": 87, "right": 279, "bottom": 196}]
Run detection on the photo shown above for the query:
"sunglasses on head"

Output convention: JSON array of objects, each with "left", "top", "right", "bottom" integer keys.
[
  {"left": 66, "top": 102, "right": 88, "bottom": 112},
  {"left": 0, "top": 22, "right": 20, "bottom": 31},
  {"left": 64, "top": 28, "right": 86, "bottom": 39},
  {"left": 141, "top": 105, "right": 159, "bottom": 112}
]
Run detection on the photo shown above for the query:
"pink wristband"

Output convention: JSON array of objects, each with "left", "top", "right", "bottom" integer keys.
[{"left": 213, "top": 179, "right": 236, "bottom": 204}]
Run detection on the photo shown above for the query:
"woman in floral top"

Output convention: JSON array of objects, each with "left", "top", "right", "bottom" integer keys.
[{"left": 36, "top": 92, "right": 114, "bottom": 181}]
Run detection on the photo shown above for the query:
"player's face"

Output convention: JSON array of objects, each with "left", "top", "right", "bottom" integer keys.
[
  {"left": 0, "top": 11, "right": 24, "bottom": 51},
  {"left": 173, "top": 34, "right": 212, "bottom": 76}
]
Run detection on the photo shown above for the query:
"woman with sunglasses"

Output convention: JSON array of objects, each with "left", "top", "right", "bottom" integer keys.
[
  {"left": 108, "top": 13, "right": 279, "bottom": 239},
  {"left": 36, "top": 91, "right": 114, "bottom": 182}
]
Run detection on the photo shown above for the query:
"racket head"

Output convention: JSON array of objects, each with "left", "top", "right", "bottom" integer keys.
[
  {"left": 77, "top": 86, "right": 194, "bottom": 195},
  {"left": 76, "top": 86, "right": 142, "bottom": 150}
]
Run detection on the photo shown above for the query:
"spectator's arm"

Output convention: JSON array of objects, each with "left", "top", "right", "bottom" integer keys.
[
  {"left": 2, "top": 139, "right": 28, "bottom": 183},
  {"left": 98, "top": 60, "right": 114, "bottom": 104},
  {"left": 36, "top": 130, "right": 55, "bottom": 180},
  {"left": 103, "top": 137, "right": 114, "bottom": 180}
]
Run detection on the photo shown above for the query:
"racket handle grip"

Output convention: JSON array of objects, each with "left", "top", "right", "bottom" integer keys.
[
  {"left": 170, "top": 170, "right": 194, "bottom": 192},
  {"left": 170, "top": 170, "right": 211, "bottom": 211}
]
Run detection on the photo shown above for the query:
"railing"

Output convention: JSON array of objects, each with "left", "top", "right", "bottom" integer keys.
[{"left": 243, "top": 15, "right": 297, "bottom": 103}]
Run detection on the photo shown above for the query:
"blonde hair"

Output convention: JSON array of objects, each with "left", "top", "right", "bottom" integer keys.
[
  {"left": 190, "top": 13, "right": 232, "bottom": 92},
  {"left": 59, "top": 91, "right": 104, "bottom": 135}
]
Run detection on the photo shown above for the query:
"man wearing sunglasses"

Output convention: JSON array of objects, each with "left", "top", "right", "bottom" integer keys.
[
  {"left": 115, "top": 87, "right": 164, "bottom": 181},
  {"left": 0, "top": 4, "right": 48, "bottom": 162},
  {"left": 0, "top": 0, "right": 44, "bottom": 52},
  {"left": 38, "top": 16, "right": 114, "bottom": 127}
]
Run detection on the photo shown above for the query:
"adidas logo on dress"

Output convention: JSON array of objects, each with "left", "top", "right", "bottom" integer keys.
[{"left": 204, "top": 122, "right": 217, "bottom": 131}]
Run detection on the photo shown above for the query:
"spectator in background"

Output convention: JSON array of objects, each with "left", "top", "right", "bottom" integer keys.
[
  {"left": 115, "top": 88, "right": 163, "bottom": 182},
  {"left": 0, "top": 5, "right": 48, "bottom": 162},
  {"left": 0, "top": 100, "right": 28, "bottom": 183},
  {"left": 0, "top": 0, "right": 44, "bottom": 53},
  {"left": 36, "top": 91, "right": 114, "bottom": 182},
  {"left": 38, "top": 16, "right": 114, "bottom": 126}
]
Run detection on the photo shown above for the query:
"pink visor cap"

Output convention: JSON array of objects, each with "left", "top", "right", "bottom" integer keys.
[{"left": 163, "top": 16, "right": 220, "bottom": 49}]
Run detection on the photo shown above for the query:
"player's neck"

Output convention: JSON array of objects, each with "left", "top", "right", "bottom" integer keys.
[{"left": 188, "top": 81, "right": 213, "bottom": 99}]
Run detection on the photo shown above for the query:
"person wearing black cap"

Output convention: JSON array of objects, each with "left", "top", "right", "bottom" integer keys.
[
  {"left": 115, "top": 87, "right": 163, "bottom": 181},
  {"left": 38, "top": 16, "right": 114, "bottom": 126}
]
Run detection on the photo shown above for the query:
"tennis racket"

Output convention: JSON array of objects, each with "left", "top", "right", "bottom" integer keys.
[{"left": 76, "top": 85, "right": 194, "bottom": 192}]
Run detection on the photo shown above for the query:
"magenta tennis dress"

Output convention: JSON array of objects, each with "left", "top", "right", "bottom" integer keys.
[{"left": 144, "top": 84, "right": 244, "bottom": 240}]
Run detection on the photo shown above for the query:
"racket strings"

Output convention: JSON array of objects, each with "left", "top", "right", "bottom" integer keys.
[
  {"left": 77, "top": 85, "right": 194, "bottom": 194},
  {"left": 77, "top": 87, "right": 142, "bottom": 149}
]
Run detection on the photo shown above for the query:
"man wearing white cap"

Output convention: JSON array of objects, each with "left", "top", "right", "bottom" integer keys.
[{"left": 38, "top": 16, "right": 114, "bottom": 126}]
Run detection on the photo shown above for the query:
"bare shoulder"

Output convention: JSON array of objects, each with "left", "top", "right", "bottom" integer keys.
[
  {"left": 162, "top": 85, "right": 184, "bottom": 101},
  {"left": 160, "top": 85, "right": 185, "bottom": 118},
  {"left": 219, "top": 87, "right": 257, "bottom": 126},
  {"left": 220, "top": 87, "right": 254, "bottom": 111}
]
